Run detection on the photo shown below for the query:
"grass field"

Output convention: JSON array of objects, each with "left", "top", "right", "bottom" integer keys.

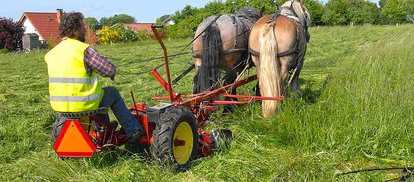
[{"left": 1, "top": 24, "right": 413, "bottom": 181}]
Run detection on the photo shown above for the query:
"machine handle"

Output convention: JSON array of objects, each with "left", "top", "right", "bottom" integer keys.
[{"left": 151, "top": 24, "right": 164, "bottom": 29}]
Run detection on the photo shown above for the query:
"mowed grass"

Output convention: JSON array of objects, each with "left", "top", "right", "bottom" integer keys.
[{"left": 0, "top": 24, "right": 413, "bottom": 181}]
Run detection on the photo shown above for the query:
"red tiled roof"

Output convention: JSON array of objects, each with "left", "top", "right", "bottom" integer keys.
[
  {"left": 18, "top": 11, "right": 97, "bottom": 45},
  {"left": 84, "top": 21, "right": 98, "bottom": 44},
  {"left": 20, "top": 12, "right": 60, "bottom": 45},
  {"left": 123, "top": 23, "right": 153, "bottom": 33}
]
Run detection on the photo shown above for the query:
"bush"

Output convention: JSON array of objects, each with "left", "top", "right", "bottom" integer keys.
[
  {"left": 0, "top": 17, "right": 25, "bottom": 52},
  {"left": 96, "top": 26, "right": 121, "bottom": 45},
  {"left": 113, "top": 25, "right": 137, "bottom": 42},
  {"left": 136, "top": 30, "right": 150, "bottom": 41}
]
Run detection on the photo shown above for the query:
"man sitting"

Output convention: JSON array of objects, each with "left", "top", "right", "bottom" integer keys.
[{"left": 45, "top": 12, "right": 144, "bottom": 145}]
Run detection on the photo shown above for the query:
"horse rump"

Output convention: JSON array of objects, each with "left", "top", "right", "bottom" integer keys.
[{"left": 193, "top": 23, "right": 223, "bottom": 94}]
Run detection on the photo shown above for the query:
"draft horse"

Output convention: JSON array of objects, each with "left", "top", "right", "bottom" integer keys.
[
  {"left": 192, "top": 7, "right": 261, "bottom": 96},
  {"left": 248, "top": 0, "right": 311, "bottom": 118}
]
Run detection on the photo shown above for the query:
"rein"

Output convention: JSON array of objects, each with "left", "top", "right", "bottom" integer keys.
[
  {"left": 336, "top": 167, "right": 414, "bottom": 181},
  {"left": 118, "top": 15, "right": 223, "bottom": 76},
  {"left": 192, "top": 28, "right": 251, "bottom": 58}
]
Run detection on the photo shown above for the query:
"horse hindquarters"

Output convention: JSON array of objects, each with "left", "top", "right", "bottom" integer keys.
[
  {"left": 288, "top": 26, "right": 307, "bottom": 93},
  {"left": 193, "top": 24, "right": 223, "bottom": 94},
  {"left": 257, "top": 24, "right": 282, "bottom": 118}
]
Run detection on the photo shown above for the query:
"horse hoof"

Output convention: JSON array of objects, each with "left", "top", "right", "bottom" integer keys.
[{"left": 222, "top": 106, "right": 234, "bottom": 116}]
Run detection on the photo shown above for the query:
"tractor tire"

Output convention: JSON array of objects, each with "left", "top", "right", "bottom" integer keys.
[
  {"left": 52, "top": 113, "right": 66, "bottom": 143},
  {"left": 150, "top": 106, "right": 198, "bottom": 170}
]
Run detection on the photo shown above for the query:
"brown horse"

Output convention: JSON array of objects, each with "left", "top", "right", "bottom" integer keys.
[
  {"left": 248, "top": 0, "right": 310, "bottom": 118},
  {"left": 192, "top": 7, "right": 261, "bottom": 96}
]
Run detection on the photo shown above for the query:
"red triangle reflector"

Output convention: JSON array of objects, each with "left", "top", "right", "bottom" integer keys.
[{"left": 53, "top": 120, "right": 96, "bottom": 157}]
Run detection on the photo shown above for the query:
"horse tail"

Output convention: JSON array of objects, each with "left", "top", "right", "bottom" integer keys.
[
  {"left": 195, "top": 23, "right": 223, "bottom": 93},
  {"left": 259, "top": 23, "right": 281, "bottom": 118}
]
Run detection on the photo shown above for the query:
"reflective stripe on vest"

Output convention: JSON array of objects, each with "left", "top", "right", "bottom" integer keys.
[
  {"left": 49, "top": 76, "right": 98, "bottom": 84},
  {"left": 50, "top": 94, "right": 101, "bottom": 102},
  {"left": 45, "top": 38, "right": 103, "bottom": 112}
]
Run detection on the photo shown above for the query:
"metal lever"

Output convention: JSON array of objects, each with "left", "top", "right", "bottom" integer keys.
[{"left": 151, "top": 24, "right": 163, "bottom": 29}]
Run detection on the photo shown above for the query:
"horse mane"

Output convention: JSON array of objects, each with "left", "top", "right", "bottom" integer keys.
[
  {"left": 280, "top": 0, "right": 309, "bottom": 27},
  {"left": 303, "top": 6, "right": 311, "bottom": 27}
]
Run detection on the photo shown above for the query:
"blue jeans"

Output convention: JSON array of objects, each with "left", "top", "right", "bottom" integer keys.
[{"left": 95, "top": 86, "right": 142, "bottom": 137}]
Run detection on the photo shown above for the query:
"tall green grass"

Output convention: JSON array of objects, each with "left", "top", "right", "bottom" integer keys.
[{"left": 0, "top": 25, "right": 413, "bottom": 181}]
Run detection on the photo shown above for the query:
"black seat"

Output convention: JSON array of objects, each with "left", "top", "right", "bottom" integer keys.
[{"left": 58, "top": 107, "right": 108, "bottom": 119}]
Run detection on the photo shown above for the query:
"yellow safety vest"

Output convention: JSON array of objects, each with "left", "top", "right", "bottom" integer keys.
[{"left": 45, "top": 38, "right": 103, "bottom": 112}]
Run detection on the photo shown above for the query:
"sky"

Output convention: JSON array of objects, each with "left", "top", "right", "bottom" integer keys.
[
  {"left": 2, "top": 0, "right": 380, "bottom": 23},
  {"left": 1, "top": 0, "right": 211, "bottom": 23}
]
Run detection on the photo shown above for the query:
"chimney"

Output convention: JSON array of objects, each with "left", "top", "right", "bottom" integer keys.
[{"left": 57, "top": 9, "right": 63, "bottom": 23}]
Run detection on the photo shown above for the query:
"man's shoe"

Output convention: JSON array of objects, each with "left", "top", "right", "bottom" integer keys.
[
  {"left": 126, "top": 129, "right": 145, "bottom": 153},
  {"left": 128, "top": 129, "right": 145, "bottom": 143}
]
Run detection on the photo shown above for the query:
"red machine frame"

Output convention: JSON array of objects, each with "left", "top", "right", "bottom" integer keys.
[{"left": 53, "top": 24, "right": 283, "bottom": 161}]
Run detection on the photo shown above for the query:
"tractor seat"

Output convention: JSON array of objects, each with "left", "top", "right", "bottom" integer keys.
[{"left": 58, "top": 107, "right": 109, "bottom": 119}]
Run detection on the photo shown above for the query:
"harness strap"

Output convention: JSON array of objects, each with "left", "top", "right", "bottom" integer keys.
[
  {"left": 230, "top": 14, "right": 239, "bottom": 47},
  {"left": 194, "top": 48, "right": 248, "bottom": 58},
  {"left": 193, "top": 14, "right": 252, "bottom": 58},
  {"left": 249, "top": 16, "right": 301, "bottom": 58},
  {"left": 249, "top": 43, "right": 297, "bottom": 58},
  {"left": 191, "top": 14, "right": 223, "bottom": 57}
]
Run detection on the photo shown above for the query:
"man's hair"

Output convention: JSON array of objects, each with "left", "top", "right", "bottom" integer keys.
[{"left": 59, "top": 12, "right": 84, "bottom": 38}]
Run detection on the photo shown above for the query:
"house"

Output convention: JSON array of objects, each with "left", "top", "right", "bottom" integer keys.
[
  {"left": 121, "top": 23, "right": 153, "bottom": 33},
  {"left": 18, "top": 9, "right": 97, "bottom": 50},
  {"left": 161, "top": 15, "right": 175, "bottom": 25},
  {"left": 408, "top": 15, "right": 414, "bottom": 23}
]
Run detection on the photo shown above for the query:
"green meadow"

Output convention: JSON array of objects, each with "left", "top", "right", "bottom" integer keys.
[{"left": 0, "top": 24, "right": 413, "bottom": 181}]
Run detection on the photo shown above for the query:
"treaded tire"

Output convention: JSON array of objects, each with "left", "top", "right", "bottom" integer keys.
[
  {"left": 150, "top": 106, "right": 198, "bottom": 170},
  {"left": 52, "top": 113, "right": 66, "bottom": 143}
]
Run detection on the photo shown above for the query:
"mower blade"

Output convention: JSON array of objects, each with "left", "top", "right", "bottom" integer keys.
[{"left": 211, "top": 129, "right": 233, "bottom": 151}]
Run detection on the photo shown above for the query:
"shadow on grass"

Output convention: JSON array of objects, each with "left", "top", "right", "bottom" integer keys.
[
  {"left": 298, "top": 75, "right": 331, "bottom": 104},
  {"left": 89, "top": 146, "right": 153, "bottom": 169}
]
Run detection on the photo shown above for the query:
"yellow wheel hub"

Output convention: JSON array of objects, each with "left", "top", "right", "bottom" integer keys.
[{"left": 172, "top": 121, "right": 193, "bottom": 165}]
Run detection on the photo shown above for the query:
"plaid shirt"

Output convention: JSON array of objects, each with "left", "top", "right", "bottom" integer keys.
[{"left": 84, "top": 46, "right": 116, "bottom": 78}]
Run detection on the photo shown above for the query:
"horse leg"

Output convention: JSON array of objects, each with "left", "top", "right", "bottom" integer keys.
[
  {"left": 289, "top": 57, "right": 304, "bottom": 93},
  {"left": 279, "top": 56, "right": 294, "bottom": 96},
  {"left": 251, "top": 55, "right": 261, "bottom": 96},
  {"left": 192, "top": 60, "right": 201, "bottom": 94}
]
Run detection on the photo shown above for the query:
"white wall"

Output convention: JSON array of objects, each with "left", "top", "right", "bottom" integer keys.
[{"left": 22, "top": 18, "right": 44, "bottom": 40}]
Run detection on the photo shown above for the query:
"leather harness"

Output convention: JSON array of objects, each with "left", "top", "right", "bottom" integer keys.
[{"left": 192, "top": 13, "right": 255, "bottom": 58}]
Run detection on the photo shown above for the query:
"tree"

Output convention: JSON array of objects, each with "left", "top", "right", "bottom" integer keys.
[
  {"left": 322, "top": 0, "right": 380, "bottom": 25},
  {"left": 403, "top": 0, "right": 414, "bottom": 19},
  {"left": 379, "top": 0, "right": 388, "bottom": 8},
  {"left": 381, "top": 0, "right": 407, "bottom": 24},
  {"left": 99, "top": 17, "right": 108, "bottom": 26},
  {"left": 84, "top": 17, "right": 99, "bottom": 31},
  {"left": 171, "top": 5, "right": 199, "bottom": 25},
  {"left": 168, "top": 1, "right": 278, "bottom": 39},
  {"left": 169, "top": 5, "right": 204, "bottom": 38},
  {"left": 322, "top": 0, "right": 349, "bottom": 25},
  {"left": 0, "top": 17, "right": 25, "bottom": 52},
  {"left": 225, "top": 0, "right": 276, "bottom": 15},
  {"left": 99, "top": 14, "right": 135, "bottom": 26},
  {"left": 305, "top": 0, "right": 325, "bottom": 26},
  {"left": 203, "top": 1, "right": 227, "bottom": 15},
  {"left": 348, "top": 0, "right": 380, "bottom": 24}
]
